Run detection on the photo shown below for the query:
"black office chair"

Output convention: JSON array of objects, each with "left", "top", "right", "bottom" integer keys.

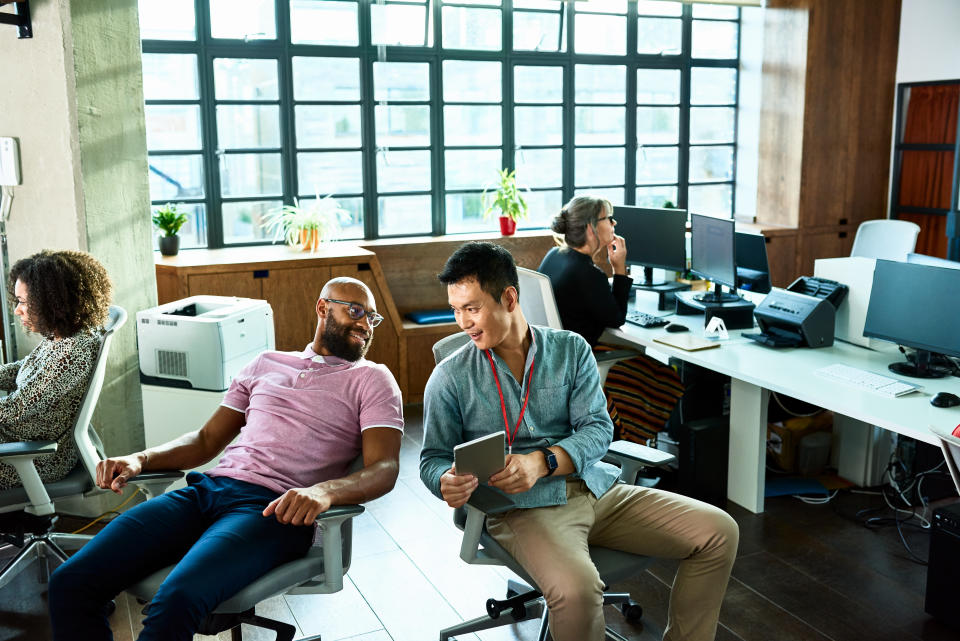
[{"left": 431, "top": 334, "right": 675, "bottom": 641}]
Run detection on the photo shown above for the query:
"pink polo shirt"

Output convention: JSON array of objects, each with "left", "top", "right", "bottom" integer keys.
[{"left": 207, "top": 344, "right": 404, "bottom": 494}]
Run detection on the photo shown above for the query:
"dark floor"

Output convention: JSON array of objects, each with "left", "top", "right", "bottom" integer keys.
[{"left": 1, "top": 404, "right": 957, "bottom": 641}]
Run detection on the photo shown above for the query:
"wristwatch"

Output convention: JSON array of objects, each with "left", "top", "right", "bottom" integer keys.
[{"left": 537, "top": 447, "right": 559, "bottom": 477}]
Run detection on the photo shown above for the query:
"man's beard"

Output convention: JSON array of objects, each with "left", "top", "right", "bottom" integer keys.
[{"left": 321, "top": 313, "right": 372, "bottom": 361}]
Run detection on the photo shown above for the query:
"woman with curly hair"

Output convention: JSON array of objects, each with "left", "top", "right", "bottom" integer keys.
[{"left": 1, "top": 250, "right": 113, "bottom": 490}]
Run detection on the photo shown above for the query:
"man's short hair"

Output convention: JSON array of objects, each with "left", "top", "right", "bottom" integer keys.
[{"left": 438, "top": 242, "right": 519, "bottom": 304}]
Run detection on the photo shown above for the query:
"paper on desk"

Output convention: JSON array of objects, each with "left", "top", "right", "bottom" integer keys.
[{"left": 653, "top": 334, "right": 722, "bottom": 352}]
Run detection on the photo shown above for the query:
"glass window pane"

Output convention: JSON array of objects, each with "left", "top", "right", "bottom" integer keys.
[
  {"left": 209, "top": 0, "right": 276, "bottom": 40},
  {"left": 692, "top": 20, "right": 739, "bottom": 59},
  {"left": 636, "top": 1, "right": 681, "bottom": 17},
  {"left": 445, "top": 149, "right": 502, "bottom": 190},
  {"left": 515, "top": 107, "right": 563, "bottom": 146},
  {"left": 575, "top": 14, "right": 625, "bottom": 55},
  {"left": 691, "top": 68, "right": 737, "bottom": 105},
  {"left": 515, "top": 0, "right": 562, "bottom": 8},
  {"left": 377, "top": 150, "right": 432, "bottom": 192},
  {"left": 444, "top": 61, "right": 501, "bottom": 102},
  {"left": 296, "top": 105, "right": 363, "bottom": 149},
  {"left": 217, "top": 105, "right": 280, "bottom": 149},
  {"left": 374, "top": 62, "right": 430, "bottom": 101},
  {"left": 690, "top": 146, "right": 734, "bottom": 183},
  {"left": 152, "top": 202, "right": 207, "bottom": 248},
  {"left": 636, "top": 146, "right": 678, "bottom": 185},
  {"left": 222, "top": 200, "right": 280, "bottom": 244},
  {"left": 513, "top": 11, "right": 564, "bottom": 52},
  {"left": 297, "top": 151, "right": 364, "bottom": 195},
  {"left": 690, "top": 107, "right": 735, "bottom": 144},
  {"left": 220, "top": 153, "right": 283, "bottom": 197},
  {"left": 444, "top": 105, "right": 502, "bottom": 146},
  {"left": 637, "top": 69, "right": 680, "bottom": 104},
  {"left": 574, "top": 186, "right": 624, "bottom": 204},
  {"left": 376, "top": 105, "right": 431, "bottom": 147},
  {"left": 693, "top": 5, "right": 739, "bottom": 19},
  {"left": 451, "top": 0, "right": 502, "bottom": 6},
  {"left": 637, "top": 17, "right": 681, "bottom": 55},
  {"left": 445, "top": 193, "right": 490, "bottom": 234},
  {"left": 635, "top": 186, "right": 677, "bottom": 208},
  {"left": 138, "top": 0, "right": 196, "bottom": 40},
  {"left": 214, "top": 59, "right": 279, "bottom": 100},
  {"left": 514, "top": 66, "right": 563, "bottom": 104},
  {"left": 575, "top": 148, "right": 625, "bottom": 187},
  {"left": 295, "top": 196, "right": 364, "bottom": 240},
  {"left": 293, "top": 57, "right": 360, "bottom": 101},
  {"left": 688, "top": 184, "right": 733, "bottom": 216},
  {"left": 516, "top": 148, "right": 563, "bottom": 188},
  {"left": 372, "top": 3, "right": 429, "bottom": 46},
  {"left": 574, "top": 0, "right": 626, "bottom": 14},
  {"left": 442, "top": 6, "right": 502, "bottom": 51},
  {"left": 575, "top": 107, "right": 625, "bottom": 145},
  {"left": 379, "top": 195, "right": 432, "bottom": 236},
  {"left": 148, "top": 155, "right": 205, "bottom": 200},
  {"left": 290, "top": 0, "right": 359, "bottom": 46},
  {"left": 524, "top": 189, "right": 563, "bottom": 228},
  {"left": 145, "top": 105, "right": 202, "bottom": 151},
  {"left": 575, "top": 65, "right": 626, "bottom": 104},
  {"left": 636, "top": 107, "right": 679, "bottom": 144},
  {"left": 143, "top": 54, "right": 198, "bottom": 100}
]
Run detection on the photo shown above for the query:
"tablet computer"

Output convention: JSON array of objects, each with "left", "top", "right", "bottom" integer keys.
[{"left": 454, "top": 431, "right": 505, "bottom": 483}]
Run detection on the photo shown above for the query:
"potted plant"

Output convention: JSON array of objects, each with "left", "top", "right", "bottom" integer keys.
[
  {"left": 483, "top": 168, "right": 528, "bottom": 236},
  {"left": 152, "top": 203, "right": 189, "bottom": 256},
  {"left": 261, "top": 195, "right": 345, "bottom": 252}
]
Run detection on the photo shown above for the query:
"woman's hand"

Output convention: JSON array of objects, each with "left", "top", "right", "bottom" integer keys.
[{"left": 608, "top": 235, "right": 627, "bottom": 275}]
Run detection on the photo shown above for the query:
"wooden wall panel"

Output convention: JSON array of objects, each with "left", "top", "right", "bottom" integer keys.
[
  {"left": 899, "top": 212, "right": 949, "bottom": 258},
  {"left": 260, "top": 267, "right": 331, "bottom": 352}
]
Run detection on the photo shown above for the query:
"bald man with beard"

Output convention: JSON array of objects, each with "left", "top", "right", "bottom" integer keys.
[{"left": 49, "top": 278, "right": 404, "bottom": 641}]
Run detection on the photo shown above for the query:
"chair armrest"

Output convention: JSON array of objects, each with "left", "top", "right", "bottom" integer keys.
[
  {"left": 0, "top": 441, "right": 58, "bottom": 516},
  {"left": 129, "top": 470, "right": 185, "bottom": 499},
  {"left": 604, "top": 439, "right": 676, "bottom": 485},
  {"left": 287, "top": 504, "right": 365, "bottom": 596},
  {"left": 459, "top": 486, "right": 516, "bottom": 566}
]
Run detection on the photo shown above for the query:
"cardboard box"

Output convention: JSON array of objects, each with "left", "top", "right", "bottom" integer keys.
[{"left": 767, "top": 412, "right": 833, "bottom": 473}]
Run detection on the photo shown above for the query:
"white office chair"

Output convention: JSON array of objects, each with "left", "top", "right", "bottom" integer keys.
[
  {"left": 931, "top": 425, "right": 960, "bottom": 498},
  {"left": 516, "top": 266, "right": 636, "bottom": 383},
  {"left": 0, "top": 306, "right": 181, "bottom": 589},
  {"left": 850, "top": 219, "right": 921, "bottom": 261}
]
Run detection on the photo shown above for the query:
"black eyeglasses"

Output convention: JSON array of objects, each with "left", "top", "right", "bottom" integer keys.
[{"left": 323, "top": 298, "right": 384, "bottom": 328}]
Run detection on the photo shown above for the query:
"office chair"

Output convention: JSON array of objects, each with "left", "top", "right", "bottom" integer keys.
[
  {"left": 931, "top": 425, "right": 960, "bottom": 498},
  {"left": 431, "top": 336, "right": 676, "bottom": 641},
  {"left": 850, "top": 219, "right": 921, "bottom": 261},
  {"left": 0, "top": 306, "right": 180, "bottom": 589}
]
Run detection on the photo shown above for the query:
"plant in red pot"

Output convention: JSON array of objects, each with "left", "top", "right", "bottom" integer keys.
[{"left": 483, "top": 168, "right": 528, "bottom": 236}]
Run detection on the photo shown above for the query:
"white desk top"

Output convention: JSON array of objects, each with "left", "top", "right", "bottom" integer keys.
[{"left": 605, "top": 292, "right": 960, "bottom": 446}]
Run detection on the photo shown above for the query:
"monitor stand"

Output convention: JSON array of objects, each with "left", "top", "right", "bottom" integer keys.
[
  {"left": 888, "top": 349, "right": 951, "bottom": 379},
  {"left": 631, "top": 267, "right": 689, "bottom": 311}
]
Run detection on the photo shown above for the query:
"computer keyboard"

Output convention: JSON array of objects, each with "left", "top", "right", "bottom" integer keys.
[
  {"left": 814, "top": 363, "right": 921, "bottom": 398},
  {"left": 625, "top": 311, "right": 670, "bottom": 329}
]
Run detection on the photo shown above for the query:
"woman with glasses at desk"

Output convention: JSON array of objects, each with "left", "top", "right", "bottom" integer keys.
[
  {"left": 0, "top": 250, "right": 112, "bottom": 490},
  {"left": 539, "top": 196, "right": 682, "bottom": 445}
]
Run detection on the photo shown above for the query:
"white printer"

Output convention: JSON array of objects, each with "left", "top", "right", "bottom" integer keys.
[{"left": 137, "top": 296, "right": 275, "bottom": 391}]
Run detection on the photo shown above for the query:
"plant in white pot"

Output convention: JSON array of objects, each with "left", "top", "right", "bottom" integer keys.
[
  {"left": 152, "top": 203, "right": 189, "bottom": 256},
  {"left": 483, "top": 168, "right": 528, "bottom": 236},
  {"left": 261, "top": 195, "right": 345, "bottom": 252}
]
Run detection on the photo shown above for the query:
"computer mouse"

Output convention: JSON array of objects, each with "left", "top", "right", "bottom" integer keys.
[
  {"left": 931, "top": 392, "right": 960, "bottom": 408},
  {"left": 665, "top": 323, "right": 689, "bottom": 333}
]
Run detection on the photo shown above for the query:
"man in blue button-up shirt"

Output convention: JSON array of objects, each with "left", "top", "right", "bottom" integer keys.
[{"left": 420, "top": 242, "right": 739, "bottom": 641}]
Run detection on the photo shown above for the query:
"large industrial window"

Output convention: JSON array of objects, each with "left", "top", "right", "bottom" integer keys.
[{"left": 139, "top": 0, "right": 741, "bottom": 248}]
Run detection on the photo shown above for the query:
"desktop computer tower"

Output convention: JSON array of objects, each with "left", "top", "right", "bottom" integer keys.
[{"left": 925, "top": 503, "right": 960, "bottom": 630}]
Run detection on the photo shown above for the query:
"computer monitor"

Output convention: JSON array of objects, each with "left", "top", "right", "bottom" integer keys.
[
  {"left": 690, "top": 214, "right": 739, "bottom": 303},
  {"left": 863, "top": 259, "right": 960, "bottom": 378},
  {"left": 613, "top": 205, "right": 687, "bottom": 287},
  {"left": 735, "top": 232, "right": 771, "bottom": 294}
]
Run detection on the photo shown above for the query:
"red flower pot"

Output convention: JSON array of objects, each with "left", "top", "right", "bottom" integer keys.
[{"left": 499, "top": 216, "right": 517, "bottom": 236}]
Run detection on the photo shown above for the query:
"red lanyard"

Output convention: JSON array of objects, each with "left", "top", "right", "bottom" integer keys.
[{"left": 485, "top": 349, "right": 535, "bottom": 454}]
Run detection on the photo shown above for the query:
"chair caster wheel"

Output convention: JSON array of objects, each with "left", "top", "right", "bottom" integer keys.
[
  {"left": 620, "top": 601, "right": 642, "bottom": 622},
  {"left": 104, "top": 600, "right": 117, "bottom": 617},
  {"left": 486, "top": 598, "right": 502, "bottom": 619}
]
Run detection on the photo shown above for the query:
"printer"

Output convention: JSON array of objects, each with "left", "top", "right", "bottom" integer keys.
[
  {"left": 750, "top": 289, "right": 836, "bottom": 348},
  {"left": 137, "top": 296, "right": 275, "bottom": 391}
]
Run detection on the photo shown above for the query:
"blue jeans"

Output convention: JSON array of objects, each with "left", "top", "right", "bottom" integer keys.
[{"left": 48, "top": 472, "right": 313, "bottom": 641}]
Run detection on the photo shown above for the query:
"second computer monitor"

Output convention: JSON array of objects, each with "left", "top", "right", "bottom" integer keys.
[
  {"left": 690, "top": 214, "right": 737, "bottom": 301},
  {"left": 613, "top": 205, "right": 687, "bottom": 286}
]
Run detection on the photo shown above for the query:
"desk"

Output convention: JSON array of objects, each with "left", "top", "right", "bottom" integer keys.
[{"left": 603, "top": 292, "right": 960, "bottom": 514}]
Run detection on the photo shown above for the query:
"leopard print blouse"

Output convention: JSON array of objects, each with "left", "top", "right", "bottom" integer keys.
[{"left": 0, "top": 330, "right": 101, "bottom": 490}]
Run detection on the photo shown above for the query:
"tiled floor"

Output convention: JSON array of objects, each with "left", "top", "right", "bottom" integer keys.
[{"left": 2, "top": 404, "right": 957, "bottom": 640}]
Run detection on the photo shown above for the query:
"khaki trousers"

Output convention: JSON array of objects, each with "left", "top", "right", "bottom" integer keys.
[{"left": 487, "top": 480, "right": 738, "bottom": 641}]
